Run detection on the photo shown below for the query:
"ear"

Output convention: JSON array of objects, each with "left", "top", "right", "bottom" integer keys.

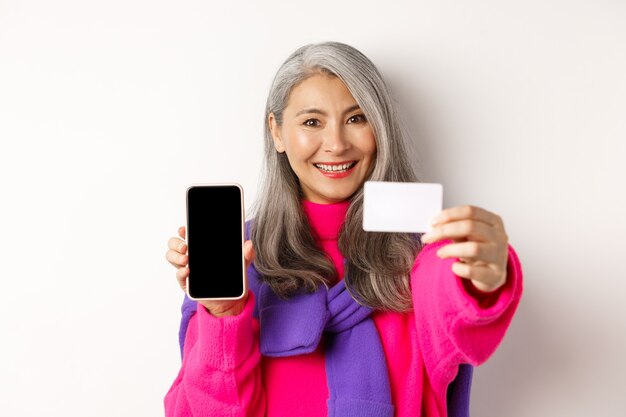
[{"left": 269, "top": 112, "right": 286, "bottom": 153}]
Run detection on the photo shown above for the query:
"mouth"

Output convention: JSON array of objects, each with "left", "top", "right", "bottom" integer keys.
[{"left": 313, "top": 161, "right": 358, "bottom": 173}]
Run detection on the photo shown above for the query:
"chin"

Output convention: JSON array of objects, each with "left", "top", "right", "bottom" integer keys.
[{"left": 324, "top": 189, "right": 358, "bottom": 202}]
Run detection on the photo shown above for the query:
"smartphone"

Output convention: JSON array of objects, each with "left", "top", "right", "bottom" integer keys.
[{"left": 185, "top": 183, "right": 246, "bottom": 300}]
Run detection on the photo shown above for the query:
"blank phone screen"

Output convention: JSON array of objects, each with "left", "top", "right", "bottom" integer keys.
[{"left": 186, "top": 185, "right": 244, "bottom": 299}]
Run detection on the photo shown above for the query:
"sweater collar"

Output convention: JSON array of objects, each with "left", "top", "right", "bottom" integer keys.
[{"left": 301, "top": 198, "right": 350, "bottom": 241}]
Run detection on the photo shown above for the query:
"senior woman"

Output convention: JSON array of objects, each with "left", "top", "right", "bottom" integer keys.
[{"left": 164, "top": 41, "right": 523, "bottom": 417}]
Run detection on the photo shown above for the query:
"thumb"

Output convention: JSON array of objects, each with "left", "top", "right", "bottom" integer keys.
[{"left": 244, "top": 240, "right": 256, "bottom": 265}]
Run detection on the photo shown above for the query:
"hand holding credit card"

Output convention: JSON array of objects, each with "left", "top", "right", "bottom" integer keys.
[{"left": 363, "top": 181, "right": 443, "bottom": 233}]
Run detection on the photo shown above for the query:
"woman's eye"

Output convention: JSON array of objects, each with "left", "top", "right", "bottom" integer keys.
[
  {"left": 348, "top": 114, "right": 366, "bottom": 123},
  {"left": 303, "top": 119, "right": 320, "bottom": 127}
]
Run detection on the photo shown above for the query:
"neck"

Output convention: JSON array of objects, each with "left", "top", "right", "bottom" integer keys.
[
  {"left": 301, "top": 198, "right": 350, "bottom": 241},
  {"left": 301, "top": 198, "right": 350, "bottom": 281}
]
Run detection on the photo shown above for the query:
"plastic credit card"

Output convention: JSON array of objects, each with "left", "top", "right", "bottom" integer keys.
[{"left": 363, "top": 181, "right": 443, "bottom": 233}]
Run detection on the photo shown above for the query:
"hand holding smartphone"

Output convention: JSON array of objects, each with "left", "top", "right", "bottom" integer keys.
[{"left": 184, "top": 183, "right": 253, "bottom": 316}]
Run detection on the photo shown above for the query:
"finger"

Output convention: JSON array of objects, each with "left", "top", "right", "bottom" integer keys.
[
  {"left": 178, "top": 226, "right": 186, "bottom": 239},
  {"left": 423, "top": 219, "right": 496, "bottom": 244},
  {"left": 168, "top": 237, "right": 187, "bottom": 253},
  {"left": 244, "top": 240, "right": 256, "bottom": 265},
  {"left": 166, "top": 249, "right": 188, "bottom": 268},
  {"left": 435, "top": 241, "right": 500, "bottom": 264},
  {"left": 451, "top": 262, "right": 506, "bottom": 290},
  {"left": 176, "top": 267, "right": 189, "bottom": 290},
  {"left": 431, "top": 205, "right": 501, "bottom": 229}
]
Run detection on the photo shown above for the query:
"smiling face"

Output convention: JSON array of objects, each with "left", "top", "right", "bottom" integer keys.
[{"left": 269, "top": 73, "right": 377, "bottom": 204}]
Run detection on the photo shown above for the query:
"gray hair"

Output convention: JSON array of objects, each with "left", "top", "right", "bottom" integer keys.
[{"left": 249, "top": 41, "right": 424, "bottom": 312}]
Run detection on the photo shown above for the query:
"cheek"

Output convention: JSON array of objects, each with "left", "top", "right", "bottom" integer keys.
[
  {"left": 361, "top": 132, "right": 377, "bottom": 159},
  {"left": 284, "top": 132, "right": 320, "bottom": 161}
]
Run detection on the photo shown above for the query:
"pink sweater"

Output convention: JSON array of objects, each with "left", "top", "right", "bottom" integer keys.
[{"left": 164, "top": 199, "right": 523, "bottom": 417}]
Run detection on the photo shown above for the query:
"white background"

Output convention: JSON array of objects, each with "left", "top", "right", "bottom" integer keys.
[{"left": 1, "top": 1, "right": 625, "bottom": 416}]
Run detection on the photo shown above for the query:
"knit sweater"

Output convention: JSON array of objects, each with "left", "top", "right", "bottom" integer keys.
[{"left": 164, "top": 199, "right": 524, "bottom": 417}]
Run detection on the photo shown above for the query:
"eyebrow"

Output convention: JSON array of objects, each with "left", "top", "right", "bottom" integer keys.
[{"left": 294, "top": 104, "right": 361, "bottom": 117}]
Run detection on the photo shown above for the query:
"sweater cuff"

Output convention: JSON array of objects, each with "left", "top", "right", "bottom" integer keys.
[
  {"left": 452, "top": 243, "right": 522, "bottom": 322},
  {"left": 460, "top": 274, "right": 504, "bottom": 309},
  {"left": 194, "top": 290, "right": 257, "bottom": 371}
]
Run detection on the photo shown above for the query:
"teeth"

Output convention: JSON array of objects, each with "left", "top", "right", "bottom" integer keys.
[{"left": 314, "top": 162, "right": 356, "bottom": 172}]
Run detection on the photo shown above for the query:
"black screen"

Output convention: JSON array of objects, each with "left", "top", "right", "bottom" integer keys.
[{"left": 186, "top": 185, "right": 244, "bottom": 299}]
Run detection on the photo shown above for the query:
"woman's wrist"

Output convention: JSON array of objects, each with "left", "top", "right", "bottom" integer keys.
[{"left": 201, "top": 294, "right": 249, "bottom": 318}]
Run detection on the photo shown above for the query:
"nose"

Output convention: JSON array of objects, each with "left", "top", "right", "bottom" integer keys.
[{"left": 322, "top": 123, "right": 351, "bottom": 154}]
